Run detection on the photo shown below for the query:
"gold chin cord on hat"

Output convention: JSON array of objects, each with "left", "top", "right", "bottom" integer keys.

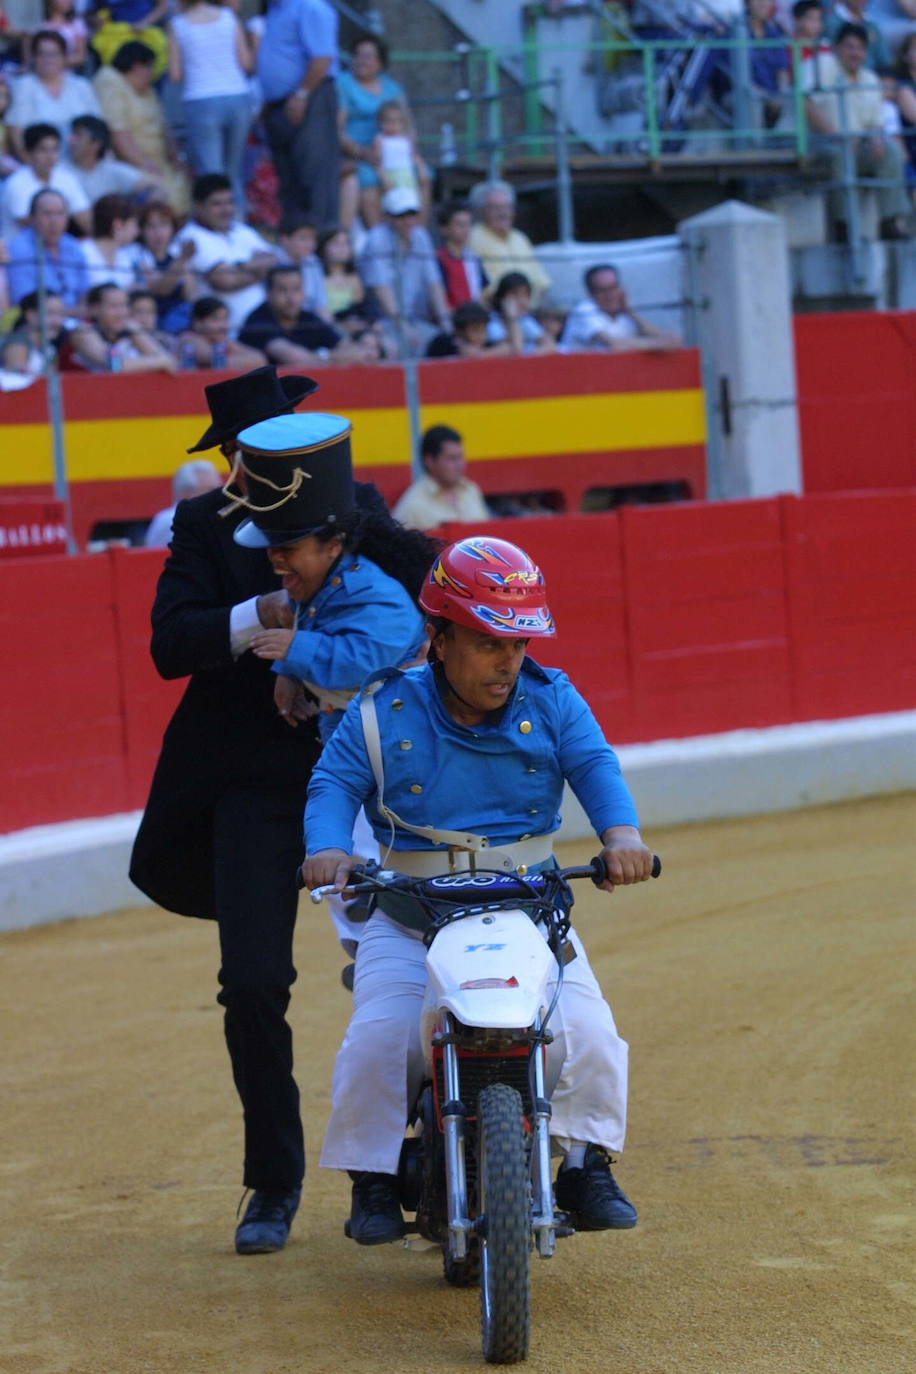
[
  {"left": 218, "top": 447, "right": 244, "bottom": 517},
  {"left": 219, "top": 454, "right": 313, "bottom": 517}
]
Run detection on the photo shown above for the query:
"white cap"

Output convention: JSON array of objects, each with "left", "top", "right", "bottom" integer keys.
[{"left": 382, "top": 186, "right": 421, "bottom": 216}]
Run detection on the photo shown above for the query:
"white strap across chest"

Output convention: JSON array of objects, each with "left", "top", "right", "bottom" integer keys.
[{"left": 359, "top": 688, "right": 491, "bottom": 852}]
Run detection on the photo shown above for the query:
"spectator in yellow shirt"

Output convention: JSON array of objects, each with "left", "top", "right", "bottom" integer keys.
[
  {"left": 467, "top": 178, "right": 551, "bottom": 306},
  {"left": 392, "top": 424, "right": 490, "bottom": 532}
]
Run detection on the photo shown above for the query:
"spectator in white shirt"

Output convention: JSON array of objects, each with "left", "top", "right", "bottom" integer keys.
[
  {"left": 5, "top": 26, "right": 101, "bottom": 159},
  {"left": 176, "top": 172, "right": 278, "bottom": 335},
  {"left": 64, "top": 114, "right": 160, "bottom": 203},
  {"left": 560, "top": 263, "right": 683, "bottom": 353},
  {"left": 0, "top": 120, "right": 90, "bottom": 238},
  {"left": 804, "top": 20, "right": 910, "bottom": 238},
  {"left": 167, "top": 0, "right": 253, "bottom": 212},
  {"left": 143, "top": 457, "right": 223, "bottom": 547},
  {"left": 79, "top": 192, "right": 141, "bottom": 290}
]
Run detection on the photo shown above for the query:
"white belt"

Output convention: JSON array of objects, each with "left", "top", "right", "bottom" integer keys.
[
  {"left": 302, "top": 679, "right": 356, "bottom": 714},
  {"left": 387, "top": 834, "right": 554, "bottom": 878}
]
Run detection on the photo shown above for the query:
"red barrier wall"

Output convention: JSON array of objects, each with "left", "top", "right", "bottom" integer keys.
[
  {"left": 794, "top": 312, "right": 916, "bottom": 493},
  {"left": 2, "top": 553, "right": 128, "bottom": 831},
  {"left": 620, "top": 499, "right": 792, "bottom": 742},
  {"left": 108, "top": 549, "right": 185, "bottom": 809},
  {"left": 3, "top": 492, "right": 913, "bottom": 834},
  {"left": 782, "top": 489, "right": 916, "bottom": 720}
]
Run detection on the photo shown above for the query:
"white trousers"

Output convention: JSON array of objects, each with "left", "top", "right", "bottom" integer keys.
[
  {"left": 319, "top": 911, "right": 629, "bottom": 1175},
  {"left": 325, "top": 807, "right": 379, "bottom": 953}
]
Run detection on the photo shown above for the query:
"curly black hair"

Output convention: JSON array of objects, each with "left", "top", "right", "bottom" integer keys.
[{"left": 315, "top": 483, "right": 441, "bottom": 603}]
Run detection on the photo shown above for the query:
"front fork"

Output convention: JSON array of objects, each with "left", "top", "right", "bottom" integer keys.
[
  {"left": 439, "top": 1014, "right": 557, "bottom": 1261},
  {"left": 440, "top": 1016, "right": 472, "bottom": 1260},
  {"left": 529, "top": 1016, "right": 557, "bottom": 1258}
]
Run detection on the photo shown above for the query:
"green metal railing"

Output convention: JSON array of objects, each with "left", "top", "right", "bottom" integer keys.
[
  {"left": 392, "top": 35, "right": 819, "bottom": 169},
  {"left": 386, "top": 33, "right": 895, "bottom": 282}
]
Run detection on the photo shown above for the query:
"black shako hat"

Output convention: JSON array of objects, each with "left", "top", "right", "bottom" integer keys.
[
  {"left": 186, "top": 365, "right": 319, "bottom": 453},
  {"left": 232, "top": 413, "right": 355, "bottom": 548}
]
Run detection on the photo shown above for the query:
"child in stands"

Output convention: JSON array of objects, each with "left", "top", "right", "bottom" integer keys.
[{"left": 372, "top": 100, "right": 429, "bottom": 222}]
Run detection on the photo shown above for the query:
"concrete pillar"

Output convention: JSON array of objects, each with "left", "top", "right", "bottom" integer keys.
[{"left": 678, "top": 200, "right": 802, "bottom": 500}]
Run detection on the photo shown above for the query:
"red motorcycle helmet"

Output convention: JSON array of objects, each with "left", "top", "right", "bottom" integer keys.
[{"left": 419, "top": 536, "right": 556, "bottom": 638}]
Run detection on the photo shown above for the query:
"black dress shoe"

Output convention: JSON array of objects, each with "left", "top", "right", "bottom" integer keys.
[
  {"left": 555, "top": 1145, "right": 637, "bottom": 1230},
  {"left": 235, "top": 1185, "right": 301, "bottom": 1254},
  {"left": 346, "top": 1172, "right": 405, "bottom": 1245}
]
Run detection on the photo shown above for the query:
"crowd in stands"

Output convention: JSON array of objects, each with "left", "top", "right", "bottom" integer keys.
[
  {"left": 596, "top": 1, "right": 916, "bottom": 235},
  {"left": 1, "top": 0, "right": 914, "bottom": 390}
]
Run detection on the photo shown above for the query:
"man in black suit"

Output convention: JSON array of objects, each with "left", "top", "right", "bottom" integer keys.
[{"left": 130, "top": 367, "right": 328, "bottom": 1255}]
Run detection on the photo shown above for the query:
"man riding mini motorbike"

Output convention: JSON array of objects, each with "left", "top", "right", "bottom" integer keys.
[{"left": 301, "top": 535, "right": 655, "bottom": 1244}]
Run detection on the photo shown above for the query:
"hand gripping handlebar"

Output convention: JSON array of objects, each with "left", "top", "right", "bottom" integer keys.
[{"left": 307, "top": 852, "right": 661, "bottom": 903}]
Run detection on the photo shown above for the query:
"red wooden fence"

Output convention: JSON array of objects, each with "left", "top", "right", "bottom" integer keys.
[
  {"left": 794, "top": 311, "right": 916, "bottom": 493},
  {"left": 3, "top": 489, "right": 913, "bottom": 835}
]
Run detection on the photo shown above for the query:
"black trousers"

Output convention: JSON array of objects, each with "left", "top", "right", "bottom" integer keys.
[
  {"left": 214, "top": 780, "right": 309, "bottom": 1192},
  {"left": 262, "top": 78, "right": 340, "bottom": 232}
]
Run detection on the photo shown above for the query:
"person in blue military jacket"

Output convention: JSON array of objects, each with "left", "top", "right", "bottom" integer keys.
[
  {"left": 233, "top": 410, "right": 435, "bottom": 957},
  {"left": 301, "top": 535, "right": 655, "bottom": 1246},
  {"left": 234, "top": 419, "right": 429, "bottom": 743}
]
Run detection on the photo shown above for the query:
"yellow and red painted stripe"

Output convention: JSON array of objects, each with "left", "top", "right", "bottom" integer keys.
[{"left": 0, "top": 351, "right": 706, "bottom": 545}]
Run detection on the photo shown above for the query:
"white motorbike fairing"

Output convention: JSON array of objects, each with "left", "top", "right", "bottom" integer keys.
[{"left": 423, "top": 907, "right": 556, "bottom": 1035}]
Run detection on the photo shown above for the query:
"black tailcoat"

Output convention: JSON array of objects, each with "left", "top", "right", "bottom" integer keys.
[{"left": 129, "top": 488, "right": 321, "bottom": 919}]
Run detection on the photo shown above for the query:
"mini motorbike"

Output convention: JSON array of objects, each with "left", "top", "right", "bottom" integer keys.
[{"left": 313, "top": 853, "right": 659, "bottom": 1365}]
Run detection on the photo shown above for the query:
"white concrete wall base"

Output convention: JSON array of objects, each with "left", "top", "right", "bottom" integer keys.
[
  {"left": 1, "top": 711, "right": 913, "bottom": 933},
  {"left": 0, "top": 814, "right": 152, "bottom": 932}
]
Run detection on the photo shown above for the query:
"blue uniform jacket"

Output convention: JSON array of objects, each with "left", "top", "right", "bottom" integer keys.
[
  {"left": 304, "top": 658, "right": 639, "bottom": 854},
  {"left": 276, "top": 554, "right": 426, "bottom": 742}
]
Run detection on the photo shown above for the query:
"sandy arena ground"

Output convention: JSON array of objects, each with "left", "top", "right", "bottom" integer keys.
[{"left": 1, "top": 794, "right": 914, "bottom": 1374}]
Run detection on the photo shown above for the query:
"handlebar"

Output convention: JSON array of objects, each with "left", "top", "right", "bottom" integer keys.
[
  {"left": 570, "top": 853, "right": 661, "bottom": 885},
  {"left": 308, "top": 852, "right": 661, "bottom": 904}
]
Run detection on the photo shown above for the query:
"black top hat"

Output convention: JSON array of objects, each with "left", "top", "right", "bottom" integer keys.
[
  {"left": 232, "top": 413, "right": 355, "bottom": 548},
  {"left": 186, "top": 365, "right": 319, "bottom": 453}
]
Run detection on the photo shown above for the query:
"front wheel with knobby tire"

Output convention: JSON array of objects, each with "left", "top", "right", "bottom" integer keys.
[{"left": 477, "top": 1083, "right": 531, "bottom": 1364}]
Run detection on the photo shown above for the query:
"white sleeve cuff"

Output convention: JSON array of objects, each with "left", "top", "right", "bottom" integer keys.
[{"left": 229, "top": 596, "right": 263, "bottom": 657}]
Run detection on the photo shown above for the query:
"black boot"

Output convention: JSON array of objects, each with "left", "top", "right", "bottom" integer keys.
[
  {"left": 346, "top": 1171, "right": 405, "bottom": 1245},
  {"left": 555, "top": 1146, "right": 637, "bottom": 1230},
  {"left": 235, "top": 1185, "right": 302, "bottom": 1254}
]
